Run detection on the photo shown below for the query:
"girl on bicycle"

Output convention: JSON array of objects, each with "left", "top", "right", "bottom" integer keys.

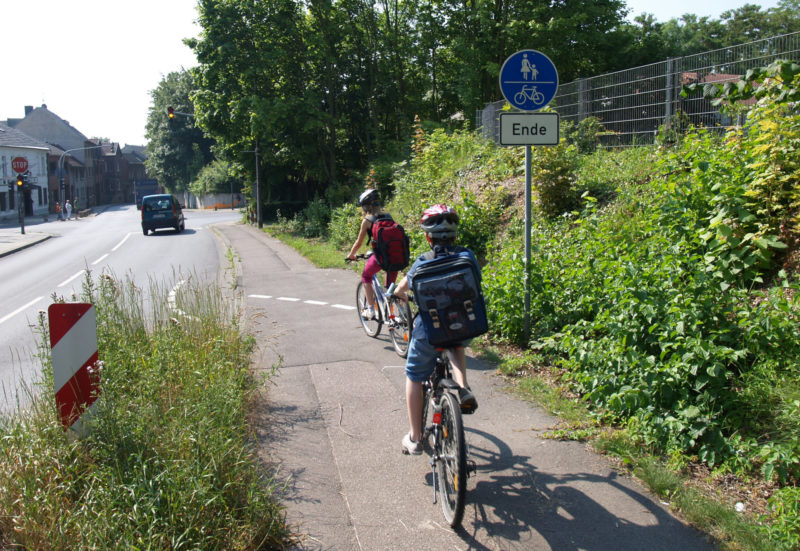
[
  {"left": 391, "top": 204, "right": 479, "bottom": 455},
  {"left": 346, "top": 189, "right": 399, "bottom": 319}
]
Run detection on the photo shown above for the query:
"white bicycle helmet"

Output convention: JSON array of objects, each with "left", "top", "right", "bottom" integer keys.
[
  {"left": 358, "top": 188, "right": 380, "bottom": 207},
  {"left": 421, "top": 204, "right": 459, "bottom": 240}
]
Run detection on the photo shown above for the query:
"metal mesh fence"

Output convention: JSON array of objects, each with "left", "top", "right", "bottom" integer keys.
[{"left": 478, "top": 32, "right": 800, "bottom": 147}]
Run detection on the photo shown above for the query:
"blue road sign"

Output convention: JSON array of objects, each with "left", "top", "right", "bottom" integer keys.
[{"left": 499, "top": 50, "right": 559, "bottom": 111}]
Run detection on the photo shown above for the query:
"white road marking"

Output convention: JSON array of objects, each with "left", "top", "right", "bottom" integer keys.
[
  {"left": 0, "top": 296, "right": 45, "bottom": 325},
  {"left": 111, "top": 232, "right": 134, "bottom": 252},
  {"left": 247, "top": 295, "right": 357, "bottom": 312},
  {"left": 58, "top": 270, "right": 86, "bottom": 288},
  {"left": 91, "top": 253, "right": 109, "bottom": 265}
]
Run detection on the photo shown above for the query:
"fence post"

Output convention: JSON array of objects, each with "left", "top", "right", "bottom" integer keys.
[
  {"left": 664, "top": 58, "right": 676, "bottom": 129},
  {"left": 578, "top": 78, "right": 590, "bottom": 120}
]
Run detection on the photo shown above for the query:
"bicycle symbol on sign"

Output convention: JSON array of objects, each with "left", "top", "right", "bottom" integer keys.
[{"left": 514, "top": 85, "right": 545, "bottom": 106}]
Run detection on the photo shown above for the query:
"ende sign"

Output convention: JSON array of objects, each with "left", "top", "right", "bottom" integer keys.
[{"left": 499, "top": 113, "right": 559, "bottom": 146}]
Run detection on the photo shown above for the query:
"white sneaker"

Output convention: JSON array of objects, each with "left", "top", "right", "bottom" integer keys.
[
  {"left": 401, "top": 433, "right": 422, "bottom": 455},
  {"left": 361, "top": 308, "right": 376, "bottom": 320}
]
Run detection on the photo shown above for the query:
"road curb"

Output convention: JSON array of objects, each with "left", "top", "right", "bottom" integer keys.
[{"left": 0, "top": 234, "right": 52, "bottom": 259}]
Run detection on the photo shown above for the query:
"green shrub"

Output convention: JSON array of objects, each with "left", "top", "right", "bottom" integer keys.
[
  {"left": 761, "top": 486, "right": 800, "bottom": 549},
  {"left": 531, "top": 139, "right": 581, "bottom": 217},
  {"left": 329, "top": 202, "right": 361, "bottom": 250}
]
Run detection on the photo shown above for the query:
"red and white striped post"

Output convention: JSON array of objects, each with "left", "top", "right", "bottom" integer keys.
[{"left": 48, "top": 303, "right": 100, "bottom": 433}]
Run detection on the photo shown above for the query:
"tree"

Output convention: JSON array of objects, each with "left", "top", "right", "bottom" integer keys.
[
  {"left": 190, "top": 158, "right": 241, "bottom": 197},
  {"left": 145, "top": 70, "right": 214, "bottom": 193}
]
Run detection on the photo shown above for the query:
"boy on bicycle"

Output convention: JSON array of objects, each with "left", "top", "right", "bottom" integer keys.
[
  {"left": 346, "top": 189, "right": 399, "bottom": 319},
  {"left": 391, "top": 204, "right": 479, "bottom": 455}
]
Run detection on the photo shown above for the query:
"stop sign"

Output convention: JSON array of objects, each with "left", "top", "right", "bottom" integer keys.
[{"left": 11, "top": 157, "right": 28, "bottom": 173}]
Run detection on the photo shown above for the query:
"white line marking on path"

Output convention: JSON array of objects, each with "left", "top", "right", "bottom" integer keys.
[
  {"left": 111, "top": 232, "right": 134, "bottom": 252},
  {"left": 58, "top": 270, "right": 86, "bottom": 288},
  {"left": 0, "top": 296, "right": 45, "bottom": 325},
  {"left": 91, "top": 254, "right": 109, "bottom": 266},
  {"left": 247, "top": 294, "right": 356, "bottom": 312}
]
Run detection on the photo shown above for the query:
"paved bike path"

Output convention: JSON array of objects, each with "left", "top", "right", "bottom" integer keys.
[{"left": 215, "top": 222, "right": 715, "bottom": 551}]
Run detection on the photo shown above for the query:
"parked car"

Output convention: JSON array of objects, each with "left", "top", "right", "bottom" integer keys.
[{"left": 141, "top": 194, "right": 185, "bottom": 235}]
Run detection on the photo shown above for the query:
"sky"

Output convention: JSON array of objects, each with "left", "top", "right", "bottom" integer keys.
[{"left": 1, "top": 0, "right": 784, "bottom": 147}]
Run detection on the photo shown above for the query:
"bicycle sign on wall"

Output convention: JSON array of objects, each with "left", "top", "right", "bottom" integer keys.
[{"left": 499, "top": 50, "right": 559, "bottom": 111}]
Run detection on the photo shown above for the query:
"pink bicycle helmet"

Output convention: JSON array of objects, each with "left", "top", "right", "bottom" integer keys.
[{"left": 421, "top": 204, "right": 459, "bottom": 240}]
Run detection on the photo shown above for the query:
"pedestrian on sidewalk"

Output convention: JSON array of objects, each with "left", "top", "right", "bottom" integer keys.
[
  {"left": 73, "top": 197, "right": 79, "bottom": 219},
  {"left": 65, "top": 200, "right": 72, "bottom": 220},
  {"left": 56, "top": 202, "right": 63, "bottom": 221}
]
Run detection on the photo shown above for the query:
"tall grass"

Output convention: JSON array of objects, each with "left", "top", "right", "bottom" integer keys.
[{"left": 0, "top": 271, "right": 290, "bottom": 550}]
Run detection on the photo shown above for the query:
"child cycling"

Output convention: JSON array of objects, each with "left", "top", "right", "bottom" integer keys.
[
  {"left": 346, "top": 189, "right": 399, "bottom": 319},
  {"left": 391, "top": 204, "right": 480, "bottom": 455}
]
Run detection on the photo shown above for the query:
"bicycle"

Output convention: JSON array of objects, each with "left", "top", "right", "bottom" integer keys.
[
  {"left": 514, "top": 84, "right": 545, "bottom": 106},
  {"left": 419, "top": 348, "right": 476, "bottom": 528},
  {"left": 346, "top": 252, "right": 414, "bottom": 358}
]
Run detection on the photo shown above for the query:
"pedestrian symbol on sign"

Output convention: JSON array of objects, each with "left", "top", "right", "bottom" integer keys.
[{"left": 499, "top": 50, "right": 558, "bottom": 112}]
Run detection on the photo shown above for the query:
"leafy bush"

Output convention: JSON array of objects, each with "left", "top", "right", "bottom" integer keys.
[
  {"left": 484, "top": 117, "right": 800, "bottom": 487},
  {"left": 328, "top": 202, "right": 361, "bottom": 250},
  {"left": 531, "top": 139, "right": 581, "bottom": 217},
  {"left": 761, "top": 486, "right": 800, "bottom": 550}
]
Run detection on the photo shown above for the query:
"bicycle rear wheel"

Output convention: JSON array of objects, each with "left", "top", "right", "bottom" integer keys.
[
  {"left": 356, "top": 281, "right": 382, "bottom": 337},
  {"left": 389, "top": 300, "right": 413, "bottom": 357},
  {"left": 437, "top": 391, "right": 467, "bottom": 527}
]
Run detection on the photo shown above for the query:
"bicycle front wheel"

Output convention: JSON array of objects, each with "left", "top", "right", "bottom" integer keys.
[
  {"left": 356, "top": 281, "right": 382, "bottom": 337},
  {"left": 389, "top": 300, "right": 413, "bottom": 357},
  {"left": 437, "top": 391, "right": 467, "bottom": 528}
]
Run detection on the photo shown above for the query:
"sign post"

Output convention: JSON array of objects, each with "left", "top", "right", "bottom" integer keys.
[
  {"left": 498, "top": 50, "right": 559, "bottom": 342},
  {"left": 11, "top": 159, "right": 29, "bottom": 235}
]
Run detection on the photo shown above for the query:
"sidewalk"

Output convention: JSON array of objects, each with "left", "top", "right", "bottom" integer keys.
[
  {"left": 0, "top": 227, "right": 51, "bottom": 258},
  {"left": 0, "top": 205, "right": 112, "bottom": 258}
]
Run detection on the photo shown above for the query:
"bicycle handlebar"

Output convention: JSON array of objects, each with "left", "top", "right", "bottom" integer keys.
[{"left": 344, "top": 252, "right": 372, "bottom": 264}]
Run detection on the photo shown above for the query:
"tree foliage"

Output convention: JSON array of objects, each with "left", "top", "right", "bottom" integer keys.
[
  {"left": 150, "top": 0, "right": 799, "bottom": 215},
  {"left": 145, "top": 70, "right": 214, "bottom": 192}
]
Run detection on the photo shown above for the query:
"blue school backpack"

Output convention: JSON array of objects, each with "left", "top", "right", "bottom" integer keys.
[{"left": 411, "top": 247, "right": 488, "bottom": 347}]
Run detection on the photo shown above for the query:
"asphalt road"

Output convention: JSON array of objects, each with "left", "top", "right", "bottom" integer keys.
[
  {"left": 215, "top": 222, "right": 717, "bottom": 551},
  {"left": 0, "top": 206, "right": 239, "bottom": 413}
]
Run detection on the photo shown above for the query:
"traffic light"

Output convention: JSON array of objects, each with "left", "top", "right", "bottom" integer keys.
[
  {"left": 168, "top": 106, "right": 175, "bottom": 119},
  {"left": 16, "top": 174, "right": 24, "bottom": 188}
]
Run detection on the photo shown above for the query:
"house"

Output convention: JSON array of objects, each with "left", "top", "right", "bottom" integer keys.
[
  {"left": 0, "top": 123, "right": 51, "bottom": 220},
  {"left": 95, "top": 141, "right": 131, "bottom": 204},
  {"left": 7, "top": 105, "right": 96, "bottom": 208}
]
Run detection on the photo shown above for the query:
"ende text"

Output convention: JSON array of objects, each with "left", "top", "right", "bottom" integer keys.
[{"left": 512, "top": 122, "right": 549, "bottom": 136}]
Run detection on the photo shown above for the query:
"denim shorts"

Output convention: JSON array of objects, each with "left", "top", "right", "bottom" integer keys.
[{"left": 405, "top": 336, "right": 470, "bottom": 382}]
